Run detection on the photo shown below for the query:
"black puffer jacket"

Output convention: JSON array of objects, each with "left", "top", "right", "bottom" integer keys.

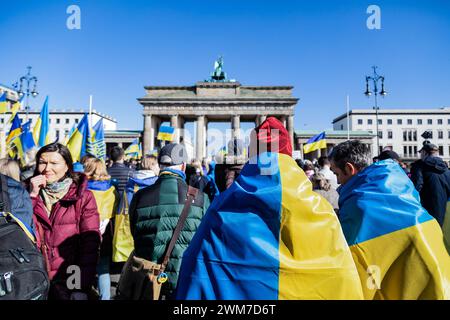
[{"left": 419, "top": 156, "right": 450, "bottom": 226}]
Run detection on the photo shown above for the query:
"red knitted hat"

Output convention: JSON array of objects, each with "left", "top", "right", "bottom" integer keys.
[{"left": 254, "top": 117, "right": 292, "bottom": 156}]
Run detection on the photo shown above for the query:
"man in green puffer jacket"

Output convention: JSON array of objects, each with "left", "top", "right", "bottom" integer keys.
[{"left": 129, "top": 143, "right": 210, "bottom": 299}]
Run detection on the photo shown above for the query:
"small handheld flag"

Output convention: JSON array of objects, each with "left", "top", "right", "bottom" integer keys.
[
  {"left": 303, "top": 131, "right": 327, "bottom": 154},
  {"left": 157, "top": 126, "right": 175, "bottom": 141}
]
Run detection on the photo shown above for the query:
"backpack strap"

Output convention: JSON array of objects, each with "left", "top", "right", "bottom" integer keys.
[
  {"left": 160, "top": 186, "right": 199, "bottom": 273},
  {"left": 0, "top": 174, "right": 11, "bottom": 213},
  {"left": 0, "top": 212, "right": 36, "bottom": 243}
]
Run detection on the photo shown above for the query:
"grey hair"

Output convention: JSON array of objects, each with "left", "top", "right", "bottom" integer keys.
[{"left": 328, "top": 140, "right": 371, "bottom": 172}]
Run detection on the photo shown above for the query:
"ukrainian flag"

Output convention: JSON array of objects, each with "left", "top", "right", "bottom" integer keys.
[
  {"left": 176, "top": 151, "right": 363, "bottom": 300},
  {"left": 21, "top": 120, "right": 36, "bottom": 153},
  {"left": 0, "top": 92, "right": 8, "bottom": 113},
  {"left": 303, "top": 131, "right": 326, "bottom": 154},
  {"left": 66, "top": 114, "right": 91, "bottom": 162},
  {"left": 9, "top": 120, "right": 36, "bottom": 166},
  {"left": 338, "top": 159, "right": 450, "bottom": 300},
  {"left": 157, "top": 125, "right": 175, "bottom": 141},
  {"left": 32, "top": 96, "right": 50, "bottom": 147},
  {"left": 92, "top": 118, "right": 106, "bottom": 160},
  {"left": 7, "top": 96, "right": 24, "bottom": 124},
  {"left": 87, "top": 180, "right": 119, "bottom": 220},
  {"left": 6, "top": 114, "right": 22, "bottom": 144},
  {"left": 124, "top": 138, "right": 141, "bottom": 159},
  {"left": 10, "top": 136, "right": 24, "bottom": 162}
]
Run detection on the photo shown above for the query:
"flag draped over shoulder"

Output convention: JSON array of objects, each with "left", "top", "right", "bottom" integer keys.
[
  {"left": 303, "top": 131, "right": 326, "bottom": 154},
  {"left": 338, "top": 159, "right": 450, "bottom": 300},
  {"left": 66, "top": 114, "right": 91, "bottom": 162},
  {"left": 32, "top": 96, "right": 50, "bottom": 147},
  {"left": 176, "top": 117, "right": 363, "bottom": 300},
  {"left": 88, "top": 180, "right": 119, "bottom": 221}
]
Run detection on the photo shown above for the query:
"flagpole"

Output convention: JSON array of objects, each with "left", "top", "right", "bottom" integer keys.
[
  {"left": 89, "top": 95, "right": 93, "bottom": 126},
  {"left": 346, "top": 95, "right": 350, "bottom": 141}
]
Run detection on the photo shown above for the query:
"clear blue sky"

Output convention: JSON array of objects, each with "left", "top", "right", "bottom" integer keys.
[{"left": 1, "top": 0, "right": 450, "bottom": 132}]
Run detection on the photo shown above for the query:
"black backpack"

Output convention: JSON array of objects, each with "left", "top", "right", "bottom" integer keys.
[{"left": 0, "top": 175, "right": 49, "bottom": 300}]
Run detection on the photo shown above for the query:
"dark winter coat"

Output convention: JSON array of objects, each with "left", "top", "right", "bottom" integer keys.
[
  {"left": 417, "top": 156, "right": 450, "bottom": 226},
  {"left": 129, "top": 170, "right": 209, "bottom": 298},
  {"left": 32, "top": 174, "right": 101, "bottom": 299},
  {"left": 108, "top": 163, "right": 134, "bottom": 195}
]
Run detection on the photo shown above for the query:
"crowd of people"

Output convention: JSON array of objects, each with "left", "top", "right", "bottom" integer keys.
[{"left": 1, "top": 116, "right": 450, "bottom": 300}]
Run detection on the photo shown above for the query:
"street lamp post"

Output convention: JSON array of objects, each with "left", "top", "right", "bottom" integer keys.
[
  {"left": 364, "top": 66, "right": 387, "bottom": 156},
  {"left": 13, "top": 66, "right": 39, "bottom": 121}
]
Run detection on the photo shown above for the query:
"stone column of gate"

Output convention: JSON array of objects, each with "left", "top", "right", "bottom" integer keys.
[
  {"left": 170, "top": 114, "right": 179, "bottom": 143},
  {"left": 232, "top": 115, "right": 241, "bottom": 142},
  {"left": 178, "top": 116, "right": 185, "bottom": 143},
  {"left": 196, "top": 115, "right": 205, "bottom": 160},
  {"left": 143, "top": 114, "right": 154, "bottom": 155},
  {"left": 287, "top": 115, "right": 294, "bottom": 152}
]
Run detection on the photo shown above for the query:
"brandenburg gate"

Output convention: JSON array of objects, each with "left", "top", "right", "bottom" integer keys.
[{"left": 138, "top": 58, "right": 299, "bottom": 159}]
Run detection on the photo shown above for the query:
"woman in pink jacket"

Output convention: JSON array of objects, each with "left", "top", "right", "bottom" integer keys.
[{"left": 29, "top": 143, "right": 101, "bottom": 300}]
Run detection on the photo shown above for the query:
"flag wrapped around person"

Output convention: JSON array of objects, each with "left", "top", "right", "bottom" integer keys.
[
  {"left": 176, "top": 117, "right": 363, "bottom": 300},
  {"left": 338, "top": 159, "right": 450, "bottom": 300},
  {"left": 87, "top": 180, "right": 119, "bottom": 221}
]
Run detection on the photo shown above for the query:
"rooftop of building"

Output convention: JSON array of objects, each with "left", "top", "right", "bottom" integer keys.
[
  {"left": 333, "top": 107, "right": 450, "bottom": 123},
  {"left": 295, "top": 130, "right": 376, "bottom": 137},
  {"left": 13, "top": 108, "right": 117, "bottom": 122}
]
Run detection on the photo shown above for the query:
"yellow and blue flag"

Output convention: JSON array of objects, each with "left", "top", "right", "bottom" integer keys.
[
  {"left": 338, "top": 159, "right": 450, "bottom": 300},
  {"left": 157, "top": 125, "right": 175, "bottom": 141},
  {"left": 87, "top": 180, "right": 119, "bottom": 220},
  {"left": 21, "top": 120, "right": 36, "bottom": 153},
  {"left": 7, "top": 96, "right": 24, "bottom": 124},
  {"left": 176, "top": 151, "right": 363, "bottom": 300},
  {"left": 0, "top": 92, "right": 9, "bottom": 113},
  {"left": 9, "top": 136, "right": 24, "bottom": 162},
  {"left": 32, "top": 96, "right": 50, "bottom": 147},
  {"left": 303, "top": 131, "right": 326, "bottom": 154},
  {"left": 91, "top": 118, "right": 106, "bottom": 160},
  {"left": 6, "top": 114, "right": 22, "bottom": 144},
  {"left": 66, "top": 113, "right": 91, "bottom": 162},
  {"left": 9, "top": 120, "right": 37, "bottom": 166},
  {"left": 124, "top": 138, "right": 141, "bottom": 160}
]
